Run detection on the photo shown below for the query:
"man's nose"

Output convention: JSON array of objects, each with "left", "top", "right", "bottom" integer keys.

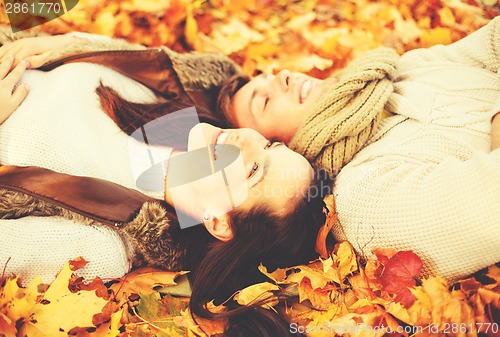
[{"left": 275, "top": 69, "right": 290, "bottom": 92}]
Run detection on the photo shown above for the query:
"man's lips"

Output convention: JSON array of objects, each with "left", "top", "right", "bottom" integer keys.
[{"left": 299, "top": 79, "right": 312, "bottom": 104}]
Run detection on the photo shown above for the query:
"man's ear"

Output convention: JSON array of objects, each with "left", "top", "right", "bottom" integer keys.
[{"left": 203, "top": 213, "right": 234, "bottom": 241}]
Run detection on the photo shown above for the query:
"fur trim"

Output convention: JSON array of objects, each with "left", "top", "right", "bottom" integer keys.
[
  {"left": 119, "top": 201, "right": 186, "bottom": 271},
  {"left": 0, "top": 188, "right": 95, "bottom": 225},
  {"left": 0, "top": 25, "right": 49, "bottom": 43},
  {"left": 165, "top": 48, "right": 242, "bottom": 91},
  {"left": 0, "top": 188, "right": 186, "bottom": 271}
]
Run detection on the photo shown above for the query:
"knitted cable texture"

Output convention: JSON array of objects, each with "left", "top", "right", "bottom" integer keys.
[{"left": 289, "top": 48, "right": 399, "bottom": 177}]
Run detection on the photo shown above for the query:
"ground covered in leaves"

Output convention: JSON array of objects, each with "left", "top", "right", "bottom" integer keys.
[{"left": 1, "top": 0, "right": 499, "bottom": 336}]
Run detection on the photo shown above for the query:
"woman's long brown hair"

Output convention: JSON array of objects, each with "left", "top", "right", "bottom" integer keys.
[{"left": 96, "top": 83, "right": 228, "bottom": 150}]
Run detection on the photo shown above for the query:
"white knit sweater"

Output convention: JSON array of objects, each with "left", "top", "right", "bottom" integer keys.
[
  {"left": 332, "top": 17, "right": 500, "bottom": 283},
  {"left": 0, "top": 62, "right": 172, "bottom": 284}
]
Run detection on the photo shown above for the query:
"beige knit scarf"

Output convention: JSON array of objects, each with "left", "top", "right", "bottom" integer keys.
[{"left": 289, "top": 48, "right": 399, "bottom": 177}]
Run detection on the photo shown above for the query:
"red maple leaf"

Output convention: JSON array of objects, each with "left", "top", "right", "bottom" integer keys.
[{"left": 374, "top": 250, "right": 423, "bottom": 297}]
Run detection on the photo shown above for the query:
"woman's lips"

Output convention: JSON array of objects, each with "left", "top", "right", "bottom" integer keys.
[
  {"left": 213, "top": 130, "right": 228, "bottom": 160},
  {"left": 211, "top": 128, "right": 222, "bottom": 160}
]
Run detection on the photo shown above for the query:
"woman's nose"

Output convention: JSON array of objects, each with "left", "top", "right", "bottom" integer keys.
[
  {"left": 235, "top": 131, "right": 259, "bottom": 155},
  {"left": 275, "top": 69, "right": 291, "bottom": 92}
]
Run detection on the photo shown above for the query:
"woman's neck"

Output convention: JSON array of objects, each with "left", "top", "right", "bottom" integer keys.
[{"left": 164, "top": 150, "right": 206, "bottom": 226}]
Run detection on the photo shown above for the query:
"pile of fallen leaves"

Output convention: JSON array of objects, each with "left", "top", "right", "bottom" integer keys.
[
  {"left": 0, "top": 258, "right": 224, "bottom": 336},
  {"left": 1, "top": 199, "right": 499, "bottom": 337},
  {"left": 1, "top": 0, "right": 499, "bottom": 336},
  {"left": 1, "top": 245, "right": 499, "bottom": 336},
  {"left": 1, "top": 0, "right": 499, "bottom": 76}
]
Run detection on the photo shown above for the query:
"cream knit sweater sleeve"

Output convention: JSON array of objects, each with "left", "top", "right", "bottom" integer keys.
[
  {"left": 0, "top": 216, "right": 133, "bottom": 285},
  {"left": 333, "top": 17, "right": 500, "bottom": 283}
]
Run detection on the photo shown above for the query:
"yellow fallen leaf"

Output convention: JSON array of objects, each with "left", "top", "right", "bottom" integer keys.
[
  {"left": 176, "top": 308, "right": 225, "bottom": 336},
  {"left": 234, "top": 282, "right": 279, "bottom": 307},
  {"left": 333, "top": 241, "right": 358, "bottom": 281},
  {"left": 0, "top": 275, "right": 43, "bottom": 323},
  {"left": 24, "top": 262, "right": 109, "bottom": 336},
  {"left": 258, "top": 264, "right": 289, "bottom": 284},
  {"left": 420, "top": 27, "right": 452, "bottom": 47},
  {"left": 321, "top": 257, "right": 341, "bottom": 284},
  {"left": 185, "top": 4, "right": 198, "bottom": 48},
  {"left": 438, "top": 7, "right": 456, "bottom": 26},
  {"left": 285, "top": 12, "right": 316, "bottom": 31},
  {"left": 297, "top": 277, "right": 335, "bottom": 310},
  {"left": 286, "top": 265, "right": 331, "bottom": 290}
]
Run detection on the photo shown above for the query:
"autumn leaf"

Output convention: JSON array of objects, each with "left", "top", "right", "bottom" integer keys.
[
  {"left": 374, "top": 249, "right": 423, "bottom": 295},
  {"left": 0, "top": 313, "right": 16, "bottom": 337},
  {"left": 23, "top": 262, "right": 110, "bottom": 335},
  {"left": 258, "top": 264, "right": 289, "bottom": 284},
  {"left": 110, "top": 267, "right": 188, "bottom": 304},
  {"left": 209, "top": 18, "right": 265, "bottom": 55},
  {"left": 297, "top": 277, "right": 335, "bottom": 310},
  {"left": 286, "top": 265, "right": 331, "bottom": 290},
  {"left": 234, "top": 282, "right": 279, "bottom": 308},
  {"left": 333, "top": 241, "right": 358, "bottom": 281},
  {"left": 175, "top": 305, "right": 225, "bottom": 337},
  {"left": 133, "top": 292, "right": 187, "bottom": 336},
  {"left": 315, "top": 194, "right": 338, "bottom": 259}
]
